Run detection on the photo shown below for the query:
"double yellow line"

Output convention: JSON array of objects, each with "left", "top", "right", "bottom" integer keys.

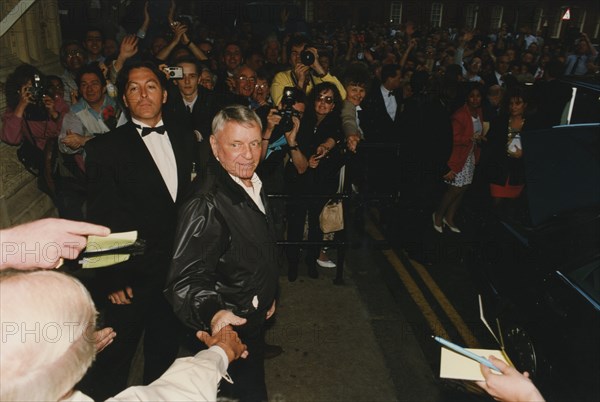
[{"left": 366, "top": 220, "right": 479, "bottom": 348}]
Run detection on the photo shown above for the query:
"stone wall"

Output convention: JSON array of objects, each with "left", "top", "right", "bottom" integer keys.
[{"left": 0, "top": 0, "right": 62, "bottom": 228}]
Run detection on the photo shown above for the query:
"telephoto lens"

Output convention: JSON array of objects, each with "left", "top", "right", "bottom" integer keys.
[{"left": 300, "top": 49, "right": 315, "bottom": 66}]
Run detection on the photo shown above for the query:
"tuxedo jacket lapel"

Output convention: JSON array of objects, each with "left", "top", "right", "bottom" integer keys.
[
  {"left": 166, "top": 124, "right": 193, "bottom": 202},
  {"left": 375, "top": 89, "right": 396, "bottom": 125},
  {"left": 123, "top": 123, "right": 175, "bottom": 205}
]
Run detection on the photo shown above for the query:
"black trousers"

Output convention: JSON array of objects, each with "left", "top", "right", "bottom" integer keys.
[
  {"left": 219, "top": 311, "right": 268, "bottom": 402},
  {"left": 77, "top": 288, "right": 181, "bottom": 400},
  {"left": 285, "top": 196, "right": 326, "bottom": 272}
]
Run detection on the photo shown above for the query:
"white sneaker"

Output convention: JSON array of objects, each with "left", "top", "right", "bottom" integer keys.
[{"left": 316, "top": 259, "right": 336, "bottom": 268}]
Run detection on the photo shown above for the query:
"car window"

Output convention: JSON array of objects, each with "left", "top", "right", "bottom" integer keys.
[{"left": 564, "top": 260, "right": 600, "bottom": 306}]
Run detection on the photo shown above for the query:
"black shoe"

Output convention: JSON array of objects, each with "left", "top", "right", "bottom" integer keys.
[
  {"left": 308, "top": 265, "right": 319, "bottom": 279},
  {"left": 264, "top": 343, "right": 283, "bottom": 359}
]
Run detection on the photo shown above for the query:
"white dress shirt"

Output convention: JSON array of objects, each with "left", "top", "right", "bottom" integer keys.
[
  {"left": 229, "top": 172, "right": 266, "bottom": 214},
  {"left": 183, "top": 94, "right": 198, "bottom": 112},
  {"left": 494, "top": 71, "right": 505, "bottom": 87},
  {"left": 380, "top": 84, "right": 397, "bottom": 121},
  {"left": 132, "top": 117, "right": 178, "bottom": 202}
]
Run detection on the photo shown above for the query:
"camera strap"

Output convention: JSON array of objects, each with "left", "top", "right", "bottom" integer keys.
[{"left": 290, "top": 70, "right": 311, "bottom": 90}]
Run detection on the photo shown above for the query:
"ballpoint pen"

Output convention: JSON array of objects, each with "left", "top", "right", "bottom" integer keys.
[{"left": 433, "top": 335, "right": 502, "bottom": 373}]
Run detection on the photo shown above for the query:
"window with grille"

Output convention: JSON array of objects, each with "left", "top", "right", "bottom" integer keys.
[
  {"left": 551, "top": 7, "right": 568, "bottom": 38},
  {"left": 534, "top": 7, "right": 544, "bottom": 32},
  {"left": 390, "top": 1, "right": 403, "bottom": 25},
  {"left": 430, "top": 3, "right": 443, "bottom": 28},
  {"left": 490, "top": 6, "right": 503, "bottom": 29},
  {"left": 465, "top": 4, "right": 478, "bottom": 30},
  {"left": 305, "top": 0, "right": 314, "bottom": 23},
  {"left": 577, "top": 9, "right": 586, "bottom": 32}
]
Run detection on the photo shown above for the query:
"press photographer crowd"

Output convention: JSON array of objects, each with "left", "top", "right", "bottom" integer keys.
[{"left": 1, "top": 0, "right": 597, "bottom": 400}]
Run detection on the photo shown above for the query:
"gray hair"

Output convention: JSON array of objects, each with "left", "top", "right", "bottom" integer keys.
[
  {"left": 212, "top": 105, "right": 262, "bottom": 136},
  {"left": 0, "top": 270, "right": 97, "bottom": 401},
  {"left": 200, "top": 67, "right": 217, "bottom": 86}
]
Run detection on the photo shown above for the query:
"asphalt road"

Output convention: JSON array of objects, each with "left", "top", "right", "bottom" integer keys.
[{"left": 346, "top": 194, "right": 502, "bottom": 401}]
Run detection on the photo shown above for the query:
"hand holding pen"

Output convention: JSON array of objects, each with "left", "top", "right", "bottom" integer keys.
[{"left": 477, "top": 355, "right": 546, "bottom": 402}]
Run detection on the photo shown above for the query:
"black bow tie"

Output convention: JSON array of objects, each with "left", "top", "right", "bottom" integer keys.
[
  {"left": 388, "top": 90, "right": 395, "bottom": 97},
  {"left": 135, "top": 124, "right": 166, "bottom": 137}
]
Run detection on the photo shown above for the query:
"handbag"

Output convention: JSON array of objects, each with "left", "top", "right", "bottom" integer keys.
[{"left": 319, "top": 165, "right": 345, "bottom": 233}]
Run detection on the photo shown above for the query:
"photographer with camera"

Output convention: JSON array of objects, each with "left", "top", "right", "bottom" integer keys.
[
  {"left": 257, "top": 88, "right": 306, "bottom": 237},
  {"left": 271, "top": 35, "right": 346, "bottom": 107},
  {"left": 283, "top": 82, "right": 344, "bottom": 281},
  {"left": 1, "top": 64, "right": 69, "bottom": 196}
]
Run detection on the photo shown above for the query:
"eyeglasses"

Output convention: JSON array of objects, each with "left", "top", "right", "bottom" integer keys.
[
  {"left": 66, "top": 50, "right": 84, "bottom": 58},
  {"left": 238, "top": 76, "right": 256, "bottom": 83},
  {"left": 254, "top": 83, "right": 268, "bottom": 89},
  {"left": 317, "top": 95, "right": 334, "bottom": 104}
]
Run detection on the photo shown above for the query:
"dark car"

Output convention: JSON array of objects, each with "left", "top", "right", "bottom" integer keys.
[{"left": 471, "top": 117, "right": 600, "bottom": 401}]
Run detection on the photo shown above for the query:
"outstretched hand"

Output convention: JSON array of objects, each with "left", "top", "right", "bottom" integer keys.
[
  {"left": 210, "top": 309, "right": 247, "bottom": 335},
  {"left": 0, "top": 218, "right": 110, "bottom": 270},
  {"left": 94, "top": 327, "right": 116, "bottom": 353},
  {"left": 197, "top": 325, "right": 249, "bottom": 362}
]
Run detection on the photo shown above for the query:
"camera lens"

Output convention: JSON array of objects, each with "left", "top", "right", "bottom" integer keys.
[{"left": 300, "top": 50, "right": 315, "bottom": 66}]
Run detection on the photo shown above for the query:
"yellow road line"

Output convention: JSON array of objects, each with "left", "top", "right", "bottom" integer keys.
[
  {"left": 365, "top": 220, "right": 449, "bottom": 339},
  {"left": 410, "top": 258, "right": 480, "bottom": 348}
]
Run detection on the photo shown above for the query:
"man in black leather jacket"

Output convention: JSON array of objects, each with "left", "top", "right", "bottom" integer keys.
[{"left": 165, "top": 105, "right": 280, "bottom": 402}]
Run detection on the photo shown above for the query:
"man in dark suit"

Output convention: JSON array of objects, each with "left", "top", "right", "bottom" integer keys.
[
  {"left": 361, "top": 63, "right": 403, "bottom": 199},
  {"left": 166, "top": 57, "right": 249, "bottom": 173},
  {"left": 166, "top": 57, "right": 214, "bottom": 172},
  {"left": 81, "top": 61, "right": 195, "bottom": 400}
]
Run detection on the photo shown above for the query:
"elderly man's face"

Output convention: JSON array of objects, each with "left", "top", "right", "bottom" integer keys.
[
  {"left": 236, "top": 67, "right": 256, "bottom": 98},
  {"left": 210, "top": 121, "right": 262, "bottom": 186}
]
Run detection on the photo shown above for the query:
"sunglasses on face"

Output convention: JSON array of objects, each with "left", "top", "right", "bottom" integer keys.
[{"left": 317, "top": 95, "right": 334, "bottom": 104}]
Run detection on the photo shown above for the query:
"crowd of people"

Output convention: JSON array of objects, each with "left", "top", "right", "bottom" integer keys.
[{"left": 2, "top": 1, "right": 598, "bottom": 400}]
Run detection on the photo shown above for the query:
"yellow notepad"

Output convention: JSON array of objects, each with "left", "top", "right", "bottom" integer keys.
[
  {"left": 80, "top": 231, "right": 137, "bottom": 269},
  {"left": 440, "top": 347, "right": 508, "bottom": 381},
  {"left": 81, "top": 254, "right": 130, "bottom": 269},
  {"left": 86, "top": 231, "right": 137, "bottom": 252}
]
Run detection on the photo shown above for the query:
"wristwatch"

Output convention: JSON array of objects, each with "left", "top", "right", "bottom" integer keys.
[{"left": 288, "top": 144, "right": 299, "bottom": 151}]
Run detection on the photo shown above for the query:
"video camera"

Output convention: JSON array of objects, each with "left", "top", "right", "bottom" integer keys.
[{"left": 275, "top": 87, "right": 303, "bottom": 133}]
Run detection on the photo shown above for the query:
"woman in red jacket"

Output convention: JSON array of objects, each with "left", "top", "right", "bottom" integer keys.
[{"left": 433, "top": 84, "right": 484, "bottom": 233}]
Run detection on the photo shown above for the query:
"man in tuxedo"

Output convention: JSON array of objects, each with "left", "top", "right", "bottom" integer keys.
[
  {"left": 81, "top": 61, "right": 195, "bottom": 400},
  {"left": 361, "top": 63, "right": 403, "bottom": 198},
  {"left": 361, "top": 64, "right": 403, "bottom": 143}
]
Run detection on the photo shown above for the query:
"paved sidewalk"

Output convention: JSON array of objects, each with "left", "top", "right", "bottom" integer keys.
[{"left": 264, "top": 267, "right": 398, "bottom": 401}]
